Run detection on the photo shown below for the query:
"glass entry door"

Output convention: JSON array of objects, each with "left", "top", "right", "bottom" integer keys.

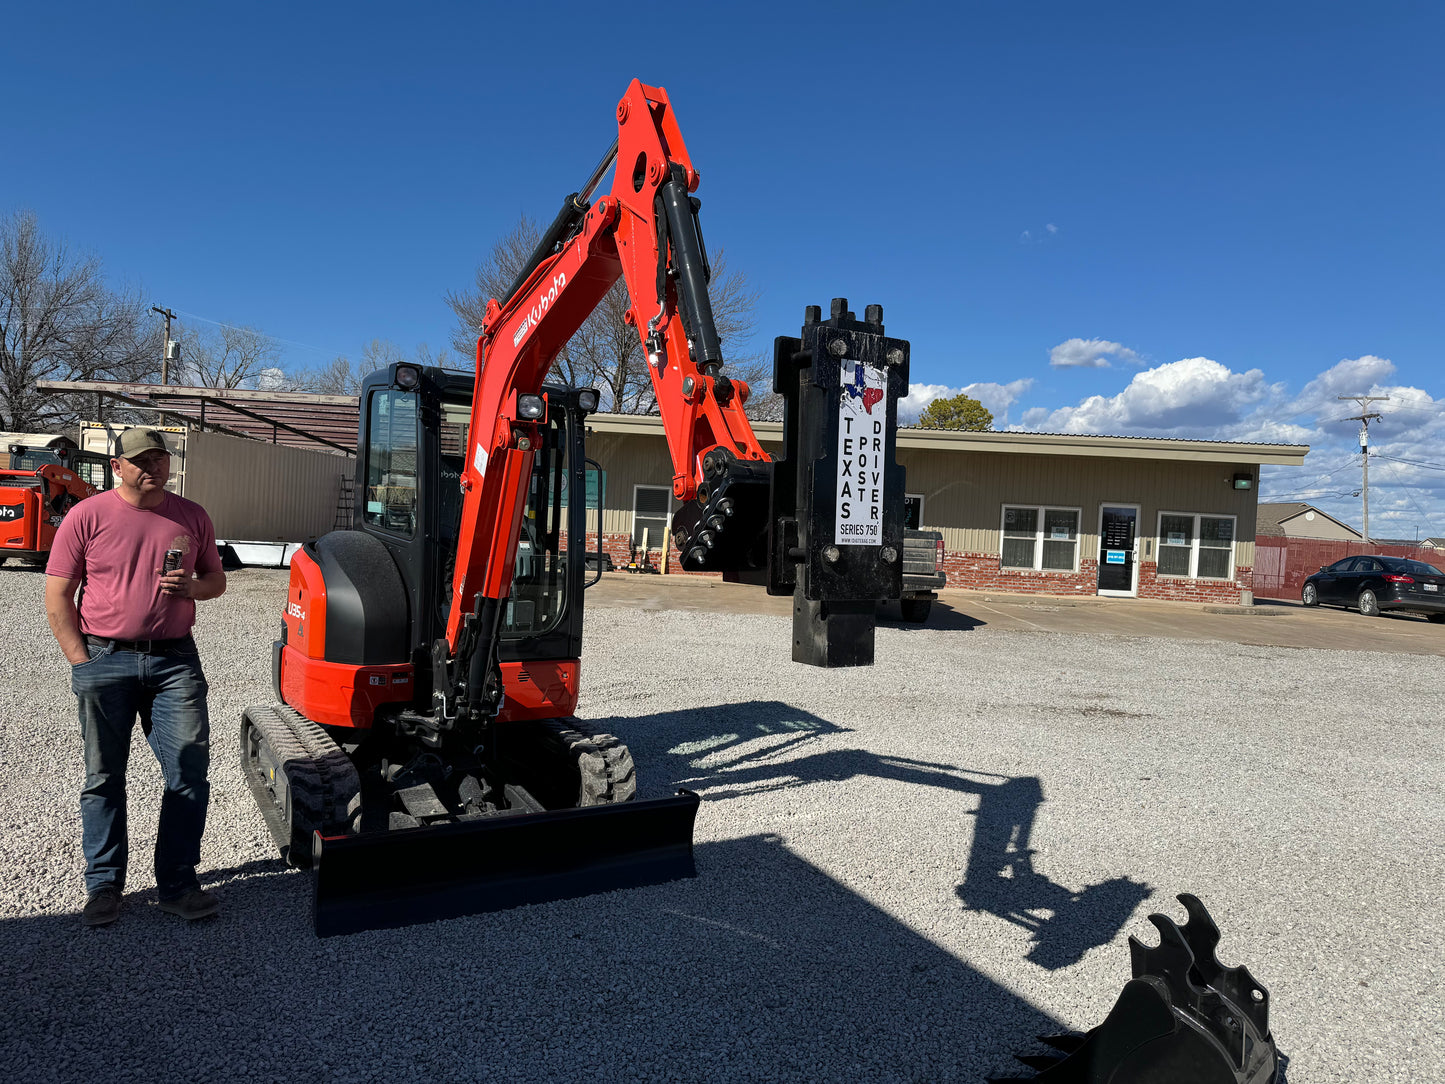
[{"left": 1097, "top": 505, "right": 1139, "bottom": 596}]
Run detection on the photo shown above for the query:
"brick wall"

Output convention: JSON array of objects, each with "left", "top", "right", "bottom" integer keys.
[
  {"left": 596, "top": 532, "right": 721, "bottom": 577},
  {"left": 595, "top": 536, "right": 1252, "bottom": 602},
  {"left": 941, "top": 550, "right": 1098, "bottom": 594},
  {"left": 941, "top": 549, "right": 1250, "bottom": 603},
  {"left": 1136, "top": 561, "right": 1253, "bottom": 604}
]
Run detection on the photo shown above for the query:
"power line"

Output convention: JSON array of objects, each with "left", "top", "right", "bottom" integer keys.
[
  {"left": 1338, "top": 394, "right": 1389, "bottom": 539},
  {"left": 1259, "top": 496, "right": 1357, "bottom": 508},
  {"left": 1265, "top": 457, "right": 1369, "bottom": 497},
  {"left": 174, "top": 308, "right": 346, "bottom": 359},
  {"left": 1371, "top": 457, "right": 1441, "bottom": 538},
  {"left": 1371, "top": 453, "right": 1445, "bottom": 473}
]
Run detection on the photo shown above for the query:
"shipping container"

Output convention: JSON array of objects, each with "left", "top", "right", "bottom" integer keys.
[{"left": 79, "top": 423, "right": 352, "bottom": 543}]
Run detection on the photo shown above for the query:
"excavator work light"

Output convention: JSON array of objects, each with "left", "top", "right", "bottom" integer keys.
[
  {"left": 576, "top": 389, "right": 600, "bottom": 414},
  {"left": 395, "top": 365, "right": 420, "bottom": 389},
  {"left": 517, "top": 394, "right": 546, "bottom": 420}
]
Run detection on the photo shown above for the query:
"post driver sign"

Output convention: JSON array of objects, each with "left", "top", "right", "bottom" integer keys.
[{"left": 834, "top": 357, "right": 887, "bottom": 545}]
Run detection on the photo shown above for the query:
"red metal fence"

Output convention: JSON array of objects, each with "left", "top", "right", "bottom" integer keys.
[{"left": 1253, "top": 538, "right": 1441, "bottom": 600}]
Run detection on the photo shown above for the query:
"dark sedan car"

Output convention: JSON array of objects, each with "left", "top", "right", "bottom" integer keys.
[{"left": 1302, "top": 554, "right": 1445, "bottom": 620}]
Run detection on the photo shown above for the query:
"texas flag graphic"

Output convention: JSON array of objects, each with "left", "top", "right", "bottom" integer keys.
[{"left": 844, "top": 360, "right": 885, "bottom": 414}]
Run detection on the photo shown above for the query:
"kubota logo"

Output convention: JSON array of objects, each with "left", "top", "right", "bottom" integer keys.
[
  {"left": 512, "top": 271, "right": 567, "bottom": 349},
  {"left": 286, "top": 602, "right": 305, "bottom": 621}
]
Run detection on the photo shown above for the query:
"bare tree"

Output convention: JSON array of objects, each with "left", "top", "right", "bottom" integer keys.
[
  {"left": 446, "top": 216, "right": 778, "bottom": 419},
  {"left": 288, "top": 340, "right": 457, "bottom": 395},
  {"left": 173, "top": 320, "right": 281, "bottom": 388},
  {"left": 0, "top": 211, "right": 160, "bottom": 431},
  {"left": 296, "top": 356, "right": 368, "bottom": 394}
]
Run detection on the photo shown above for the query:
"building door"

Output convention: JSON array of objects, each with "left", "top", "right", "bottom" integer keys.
[{"left": 1097, "top": 505, "right": 1139, "bottom": 596}]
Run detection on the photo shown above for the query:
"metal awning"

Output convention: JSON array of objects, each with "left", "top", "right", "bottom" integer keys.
[{"left": 37, "top": 380, "right": 361, "bottom": 455}]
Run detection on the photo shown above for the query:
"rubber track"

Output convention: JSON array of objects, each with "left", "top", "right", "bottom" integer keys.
[
  {"left": 534, "top": 718, "right": 637, "bottom": 806},
  {"left": 241, "top": 704, "right": 361, "bottom": 860}
]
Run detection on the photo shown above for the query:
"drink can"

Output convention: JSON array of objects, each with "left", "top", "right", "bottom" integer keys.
[{"left": 163, "top": 548, "right": 184, "bottom": 573}]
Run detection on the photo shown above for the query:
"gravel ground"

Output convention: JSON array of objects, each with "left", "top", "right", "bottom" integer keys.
[{"left": 2, "top": 567, "right": 1440, "bottom": 1083}]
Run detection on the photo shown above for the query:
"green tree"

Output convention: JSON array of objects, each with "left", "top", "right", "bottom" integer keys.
[{"left": 917, "top": 392, "right": 993, "bottom": 430}]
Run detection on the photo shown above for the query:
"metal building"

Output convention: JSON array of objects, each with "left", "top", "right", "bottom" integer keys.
[{"left": 585, "top": 414, "right": 1308, "bottom": 605}]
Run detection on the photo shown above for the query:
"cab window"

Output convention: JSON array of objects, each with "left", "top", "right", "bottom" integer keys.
[{"left": 364, "top": 390, "right": 419, "bottom": 537}]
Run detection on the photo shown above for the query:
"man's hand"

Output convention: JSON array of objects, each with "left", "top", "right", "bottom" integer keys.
[
  {"left": 158, "top": 568, "right": 193, "bottom": 598},
  {"left": 45, "top": 575, "right": 91, "bottom": 665},
  {"left": 158, "top": 568, "right": 226, "bottom": 601}
]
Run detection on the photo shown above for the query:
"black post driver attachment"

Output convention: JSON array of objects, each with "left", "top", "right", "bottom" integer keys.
[{"left": 768, "top": 300, "right": 910, "bottom": 667}]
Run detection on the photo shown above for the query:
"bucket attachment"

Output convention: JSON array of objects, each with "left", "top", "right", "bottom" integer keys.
[
  {"left": 990, "top": 894, "right": 1279, "bottom": 1083},
  {"left": 312, "top": 789, "right": 700, "bottom": 937}
]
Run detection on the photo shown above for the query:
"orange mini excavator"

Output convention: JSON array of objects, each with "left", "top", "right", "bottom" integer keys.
[
  {"left": 240, "top": 80, "right": 1278, "bottom": 1083},
  {"left": 241, "top": 81, "right": 911, "bottom": 940}
]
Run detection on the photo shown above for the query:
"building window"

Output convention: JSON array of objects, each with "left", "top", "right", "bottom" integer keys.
[
  {"left": 904, "top": 493, "right": 924, "bottom": 530},
  {"left": 1001, "top": 505, "right": 1080, "bottom": 571},
  {"left": 1157, "top": 512, "right": 1235, "bottom": 579},
  {"left": 632, "top": 485, "right": 671, "bottom": 550}
]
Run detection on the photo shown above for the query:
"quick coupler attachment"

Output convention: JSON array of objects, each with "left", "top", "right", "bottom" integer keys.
[{"left": 989, "top": 894, "right": 1279, "bottom": 1084}]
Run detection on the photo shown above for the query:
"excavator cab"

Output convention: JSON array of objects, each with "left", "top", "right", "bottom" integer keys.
[{"left": 353, "top": 364, "right": 585, "bottom": 683}]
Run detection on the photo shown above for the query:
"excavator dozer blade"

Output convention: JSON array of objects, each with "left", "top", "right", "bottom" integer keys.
[
  {"left": 312, "top": 789, "right": 700, "bottom": 937},
  {"left": 989, "top": 894, "right": 1279, "bottom": 1084}
]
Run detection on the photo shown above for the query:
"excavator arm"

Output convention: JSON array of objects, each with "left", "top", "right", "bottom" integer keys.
[
  {"left": 441, "top": 80, "right": 904, "bottom": 723},
  {"left": 447, "top": 82, "right": 768, "bottom": 643}
]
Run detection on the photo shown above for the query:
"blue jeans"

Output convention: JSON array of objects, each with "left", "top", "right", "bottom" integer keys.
[{"left": 71, "top": 637, "right": 211, "bottom": 899}]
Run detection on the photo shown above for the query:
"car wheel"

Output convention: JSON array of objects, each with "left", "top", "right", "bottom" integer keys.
[
  {"left": 1302, "top": 583, "right": 1318, "bottom": 607},
  {"left": 1357, "top": 589, "right": 1380, "bottom": 617}
]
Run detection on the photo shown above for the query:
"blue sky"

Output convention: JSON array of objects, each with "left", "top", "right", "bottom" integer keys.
[{"left": 4, "top": 2, "right": 1442, "bottom": 538}]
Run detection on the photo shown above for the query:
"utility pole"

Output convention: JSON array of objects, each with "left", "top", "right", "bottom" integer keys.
[
  {"left": 151, "top": 305, "right": 176, "bottom": 384},
  {"left": 1338, "top": 395, "right": 1388, "bottom": 540}
]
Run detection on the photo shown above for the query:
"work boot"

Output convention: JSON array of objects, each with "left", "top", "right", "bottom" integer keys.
[
  {"left": 82, "top": 885, "right": 123, "bottom": 927},
  {"left": 158, "top": 888, "right": 220, "bottom": 921}
]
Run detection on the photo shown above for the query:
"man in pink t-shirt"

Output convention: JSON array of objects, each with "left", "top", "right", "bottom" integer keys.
[{"left": 45, "top": 427, "right": 228, "bottom": 927}]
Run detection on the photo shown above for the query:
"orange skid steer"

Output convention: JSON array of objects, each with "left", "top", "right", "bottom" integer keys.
[{"left": 0, "top": 457, "right": 100, "bottom": 567}]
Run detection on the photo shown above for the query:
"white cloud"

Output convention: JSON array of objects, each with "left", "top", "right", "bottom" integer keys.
[
  {"left": 1019, "top": 357, "right": 1273, "bottom": 435},
  {"left": 1013, "top": 349, "right": 1445, "bottom": 538},
  {"left": 1019, "top": 223, "right": 1061, "bottom": 246},
  {"left": 1048, "top": 338, "right": 1142, "bottom": 369},
  {"left": 1283, "top": 354, "right": 1396, "bottom": 418},
  {"left": 900, "top": 379, "right": 1033, "bottom": 425}
]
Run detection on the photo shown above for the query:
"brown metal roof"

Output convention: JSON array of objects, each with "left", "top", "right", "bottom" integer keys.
[{"left": 37, "top": 380, "right": 360, "bottom": 455}]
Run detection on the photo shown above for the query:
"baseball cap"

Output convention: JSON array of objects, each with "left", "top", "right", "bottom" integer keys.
[{"left": 114, "top": 428, "right": 170, "bottom": 459}]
